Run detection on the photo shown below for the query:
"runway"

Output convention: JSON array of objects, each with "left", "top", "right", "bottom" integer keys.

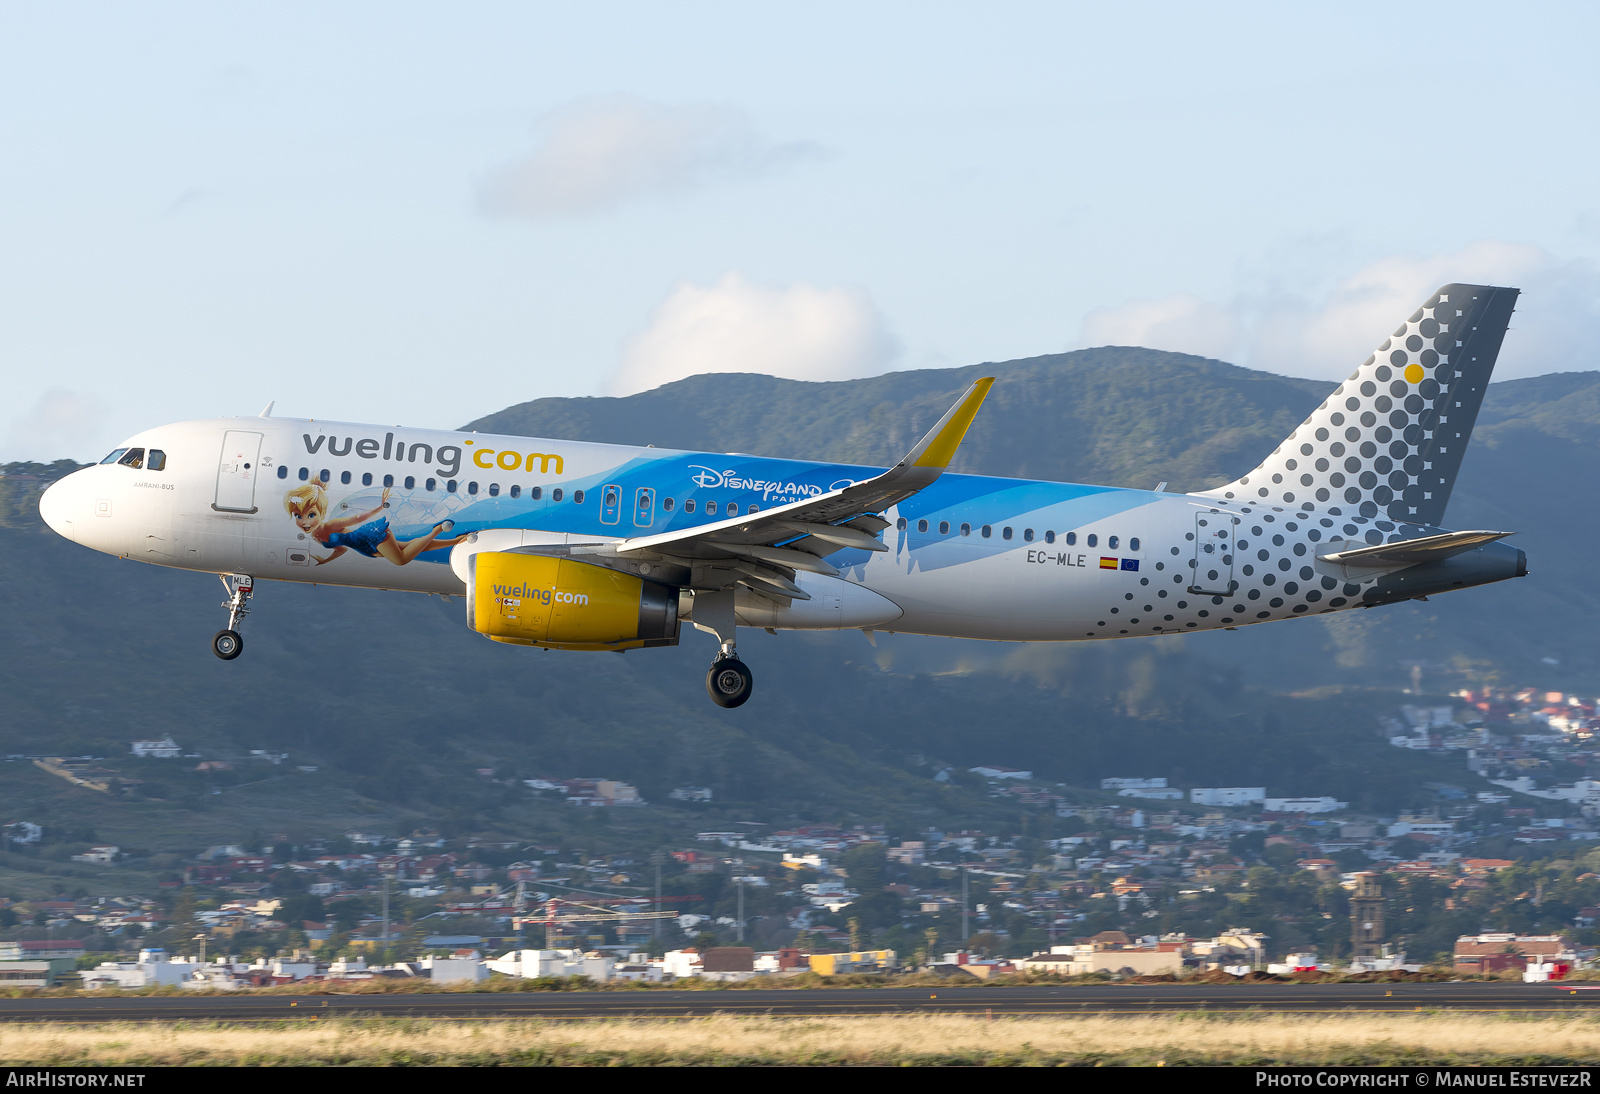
[{"left": 3, "top": 982, "right": 1599, "bottom": 1022}]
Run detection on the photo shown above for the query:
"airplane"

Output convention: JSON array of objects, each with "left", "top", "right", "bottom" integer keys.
[{"left": 38, "top": 283, "right": 1527, "bottom": 708}]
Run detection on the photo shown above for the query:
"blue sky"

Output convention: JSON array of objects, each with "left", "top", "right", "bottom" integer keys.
[{"left": 3, "top": 1, "right": 1598, "bottom": 460}]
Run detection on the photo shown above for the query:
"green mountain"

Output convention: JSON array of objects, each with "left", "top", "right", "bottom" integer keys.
[{"left": 2, "top": 350, "right": 1596, "bottom": 854}]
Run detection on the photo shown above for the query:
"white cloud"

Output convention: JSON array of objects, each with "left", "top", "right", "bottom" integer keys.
[
  {"left": 1079, "top": 292, "right": 1242, "bottom": 361},
  {"left": 478, "top": 94, "right": 818, "bottom": 219},
  {"left": 1079, "top": 241, "right": 1600, "bottom": 381},
  {"left": 612, "top": 273, "right": 899, "bottom": 395},
  {"left": 4, "top": 388, "right": 110, "bottom": 462}
]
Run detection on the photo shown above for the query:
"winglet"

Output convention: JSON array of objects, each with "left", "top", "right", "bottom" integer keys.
[{"left": 905, "top": 377, "right": 994, "bottom": 470}]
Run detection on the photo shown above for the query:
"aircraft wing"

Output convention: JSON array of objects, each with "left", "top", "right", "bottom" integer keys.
[
  {"left": 1316, "top": 529, "right": 1514, "bottom": 568},
  {"left": 615, "top": 377, "right": 995, "bottom": 599}
]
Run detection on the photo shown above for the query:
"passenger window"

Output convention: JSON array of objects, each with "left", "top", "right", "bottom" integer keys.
[
  {"left": 384, "top": 474, "right": 394, "bottom": 488},
  {"left": 574, "top": 490, "right": 584, "bottom": 504},
  {"left": 917, "top": 519, "right": 928, "bottom": 533},
  {"left": 685, "top": 499, "right": 696, "bottom": 513},
  {"left": 468, "top": 482, "right": 478, "bottom": 495},
  {"left": 1023, "top": 528, "right": 1033, "bottom": 542},
  {"left": 1002, "top": 527, "right": 1013, "bottom": 540},
  {"left": 447, "top": 480, "right": 457, "bottom": 493},
  {"left": 552, "top": 488, "right": 563, "bottom": 502},
  {"left": 1065, "top": 532, "right": 1077, "bottom": 545},
  {"left": 747, "top": 505, "right": 758, "bottom": 514},
  {"left": 426, "top": 478, "right": 436, "bottom": 491},
  {"left": 705, "top": 501, "right": 718, "bottom": 515},
  {"left": 488, "top": 483, "right": 499, "bottom": 497},
  {"left": 663, "top": 497, "right": 674, "bottom": 511},
  {"left": 146, "top": 449, "right": 167, "bottom": 471},
  {"left": 117, "top": 448, "right": 145, "bottom": 469},
  {"left": 531, "top": 486, "right": 542, "bottom": 500},
  {"left": 361, "top": 472, "right": 372, "bottom": 486},
  {"left": 341, "top": 471, "right": 352, "bottom": 485},
  {"left": 99, "top": 448, "right": 129, "bottom": 465},
  {"left": 1087, "top": 534, "right": 1098, "bottom": 547},
  {"left": 960, "top": 523, "right": 971, "bottom": 536},
  {"left": 509, "top": 485, "right": 520, "bottom": 498},
  {"left": 300, "top": 468, "right": 310, "bottom": 481},
  {"left": 1130, "top": 537, "right": 1140, "bottom": 551},
  {"left": 1109, "top": 535, "right": 1118, "bottom": 550},
  {"left": 939, "top": 521, "right": 950, "bottom": 535},
  {"left": 277, "top": 466, "right": 288, "bottom": 479},
  {"left": 727, "top": 503, "right": 739, "bottom": 516},
  {"left": 404, "top": 476, "right": 415, "bottom": 489},
  {"left": 981, "top": 525, "right": 992, "bottom": 538},
  {"left": 1044, "top": 531, "right": 1055, "bottom": 544}
]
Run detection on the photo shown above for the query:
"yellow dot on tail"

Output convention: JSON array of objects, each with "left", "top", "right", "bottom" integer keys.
[{"left": 1404, "top": 364, "right": 1425, "bottom": 384}]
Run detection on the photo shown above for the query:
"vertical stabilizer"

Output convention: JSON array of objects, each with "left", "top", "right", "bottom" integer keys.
[{"left": 1200, "top": 284, "right": 1518, "bottom": 526}]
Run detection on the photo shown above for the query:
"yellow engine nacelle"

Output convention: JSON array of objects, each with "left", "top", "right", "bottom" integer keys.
[{"left": 467, "top": 551, "right": 679, "bottom": 651}]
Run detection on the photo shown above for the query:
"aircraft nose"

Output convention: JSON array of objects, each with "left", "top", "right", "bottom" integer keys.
[{"left": 38, "top": 473, "right": 83, "bottom": 542}]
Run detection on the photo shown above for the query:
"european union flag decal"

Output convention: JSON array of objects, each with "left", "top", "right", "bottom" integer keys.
[{"left": 1120, "top": 558, "right": 1140, "bottom": 572}]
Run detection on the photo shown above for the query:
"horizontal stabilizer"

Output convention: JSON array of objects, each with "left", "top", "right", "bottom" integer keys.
[{"left": 1316, "top": 530, "right": 1513, "bottom": 568}]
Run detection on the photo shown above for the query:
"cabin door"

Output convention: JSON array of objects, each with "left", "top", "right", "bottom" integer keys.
[{"left": 213, "top": 431, "right": 263, "bottom": 513}]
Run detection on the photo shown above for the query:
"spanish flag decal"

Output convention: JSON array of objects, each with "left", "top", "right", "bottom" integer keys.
[{"left": 1099, "top": 557, "right": 1118, "bottom": 570}]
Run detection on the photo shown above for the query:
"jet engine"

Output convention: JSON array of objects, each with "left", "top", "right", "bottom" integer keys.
[{"left": 467, "top": 551, "right": 679, "bottom": 651}]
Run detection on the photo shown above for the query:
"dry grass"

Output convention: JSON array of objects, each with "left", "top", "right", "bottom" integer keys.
[{"left": 5, "top": 1012, "right": 1600, "bottom": 1066}]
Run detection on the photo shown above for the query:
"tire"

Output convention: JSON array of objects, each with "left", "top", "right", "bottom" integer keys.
[
  {"left": 706, "top": 657, "right": 753, "bottom": 708},
  {"left": 212, "top": 629, "right": 244, "bottom": 661}
]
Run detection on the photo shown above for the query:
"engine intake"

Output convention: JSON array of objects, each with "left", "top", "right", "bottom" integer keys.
[{"left": 467, "top": 551, "right": 678, "bottom": 651}]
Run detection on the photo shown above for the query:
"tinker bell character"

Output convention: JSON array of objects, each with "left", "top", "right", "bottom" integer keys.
[{"left": 283, "top": 482, "right": 466, "bottom": 566}]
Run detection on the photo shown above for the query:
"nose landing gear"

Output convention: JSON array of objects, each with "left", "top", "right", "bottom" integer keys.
[
  {"left": 706, "top": 644, "right": 753, "bottom": 709},
  {"left": 213, "top": 574, "right": 253, "bottom": 661}
]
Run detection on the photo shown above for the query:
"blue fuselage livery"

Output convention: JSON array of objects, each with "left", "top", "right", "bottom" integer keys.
[{"left": 38, "top": 283, "right": 1530, "bottom": 707}]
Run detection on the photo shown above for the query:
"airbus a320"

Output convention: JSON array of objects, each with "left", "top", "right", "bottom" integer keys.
[{"left": 39, "top": 283, "right": 1527, "bottom": 708}]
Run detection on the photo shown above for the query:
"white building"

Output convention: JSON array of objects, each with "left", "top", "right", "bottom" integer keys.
[
  {"left": 1101, "top": 777, "right": 1166, "bottom": 791},
  {"left": 1118, "top": 787, "right": 1183, "bottom": 801},
  {"left": 84, "top": 949, "right": 200, "bottom": 988},
  {"left": 971, "top": 766, "right": 1032, "bottom": 780},
  {"left": 1387, "top": 815, "right": 1456, "bottom": 838},
  {"left": 662, "top": 949, "right": 704, "bottom": 979},
  {"left": 671, "top": 787, "right": 713, "bottom": 802},
  {"left": 130, "top": 738, "right": 180, "bottom": 758},
  {"left": 1190, "top": 788, "right": 1266, "bottom": 807},
  {"left": 1263, "top": 797, "right": 1349, "bottom": 814},
  {"left": 483, "top": 949, "right": 613, "bottom": 980},
  {"left": 71, "top": 845, "right": 119, "bottom": 865},
  {"left": 423, "top": 953, "right": 489, "bottom": 984}
]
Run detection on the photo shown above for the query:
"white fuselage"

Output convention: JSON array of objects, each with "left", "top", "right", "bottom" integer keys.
[{"left": 38, "top": 415, "right": 1512, "bottom": 643}]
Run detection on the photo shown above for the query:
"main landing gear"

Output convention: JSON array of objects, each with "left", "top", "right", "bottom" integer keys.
[
  {"left": 706, "top": 642, "right": 753, "bottom": 709},
  {"left": 692, "top": 589, "right": 753, "bottom": 708},
  {"left": 212, "top": 574, "right": 253, "bottom": 661}
]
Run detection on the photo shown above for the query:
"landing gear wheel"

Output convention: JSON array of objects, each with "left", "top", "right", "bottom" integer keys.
[
  {"left": 706, "top": 657, "right": 753, "bottom": 708},
  {"left": 212, "top": 629, "right": 244, "bottom": 661}
]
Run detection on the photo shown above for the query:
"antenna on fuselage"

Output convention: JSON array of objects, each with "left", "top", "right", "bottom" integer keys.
[{"left": 259, "top": 401, "right": 275, "bottom": 418}]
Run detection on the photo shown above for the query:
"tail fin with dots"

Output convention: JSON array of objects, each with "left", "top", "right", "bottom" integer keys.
[{"left": 1201, "top": 284, "right": 1519, "bottom": 527}]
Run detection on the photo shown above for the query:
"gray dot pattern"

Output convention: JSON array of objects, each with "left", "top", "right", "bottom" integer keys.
[{"left": 1199, "top": 284, "right": 1519, "bottom": 526}]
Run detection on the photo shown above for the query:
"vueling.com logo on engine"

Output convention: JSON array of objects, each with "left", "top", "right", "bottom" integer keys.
[{"left": 492, "top": 583, "right": 589, "bottom": 607}]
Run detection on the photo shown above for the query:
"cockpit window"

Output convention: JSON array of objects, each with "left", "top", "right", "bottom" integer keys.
[
  {"left": 146, "top": 449, "right": 167, "bottom": 471},
  {"left": 99, "top": 448, "right": 129, "bottom": 465},
  {"left": 116, "top": 448, "right": 145, "bottom": 469}
]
